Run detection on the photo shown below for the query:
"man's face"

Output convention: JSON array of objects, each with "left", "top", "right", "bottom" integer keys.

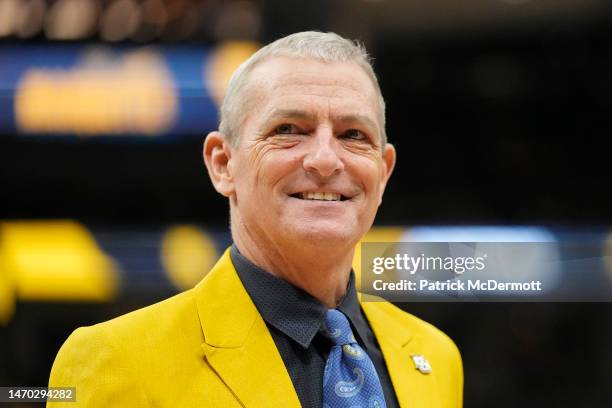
[{"left": 224, "top": 56, "right": 395, "bottom": 249}]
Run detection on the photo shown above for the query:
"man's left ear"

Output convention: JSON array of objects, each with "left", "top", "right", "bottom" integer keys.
[{"left": 378, "top": 143, "right": 396, "bottom": 205}]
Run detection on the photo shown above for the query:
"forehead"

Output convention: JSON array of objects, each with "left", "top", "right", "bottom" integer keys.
[{"left": 244, "top": 56, "right": 380, "bottom": 122}]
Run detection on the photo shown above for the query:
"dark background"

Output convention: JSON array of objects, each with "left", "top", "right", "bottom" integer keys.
[{"left": 1, "top": 0, "right": 611, "bottom": 406}]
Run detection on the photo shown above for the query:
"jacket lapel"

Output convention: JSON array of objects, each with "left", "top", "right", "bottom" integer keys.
[
  {"left": 361, "top": 301, "right": 441, "bottom": 408},
  {"left": 194, "top": 249, "right": 301, "bottom": 408}
]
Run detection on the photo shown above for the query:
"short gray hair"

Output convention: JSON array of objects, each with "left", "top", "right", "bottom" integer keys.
[{"left": 219, "top": 31, "right": 387, "bottom": 147}]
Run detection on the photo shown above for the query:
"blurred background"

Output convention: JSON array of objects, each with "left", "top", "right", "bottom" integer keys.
[{"left": 1, "top": 0, "right": 611, "bottom": 406}]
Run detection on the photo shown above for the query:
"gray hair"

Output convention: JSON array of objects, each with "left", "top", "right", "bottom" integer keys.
[{"left": 218, "top": 31, "right": 387, "bottom": 147}]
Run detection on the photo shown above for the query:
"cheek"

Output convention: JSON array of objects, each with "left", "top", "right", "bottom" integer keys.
[
  {"left": 253, "top": 150, "right": 302, "bottom": 187},
  {"left": 351, "top": 157, "right": 384, "bottom": 193},
  {"left": 231, "top": 153, "right": 263, "bottom": 202}
]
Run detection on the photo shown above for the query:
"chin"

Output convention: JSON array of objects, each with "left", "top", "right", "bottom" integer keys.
[{"left": 287, "top": 223, "right": 359, "bottom": 248}]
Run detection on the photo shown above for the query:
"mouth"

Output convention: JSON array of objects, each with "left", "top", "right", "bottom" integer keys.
[{"left": 289, "top": 192, "right": 350, "bottom": 202}]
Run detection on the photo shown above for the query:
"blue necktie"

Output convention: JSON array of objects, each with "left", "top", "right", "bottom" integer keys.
[{"left": 322, "top": 309, "right": 387, "bottom": 408}]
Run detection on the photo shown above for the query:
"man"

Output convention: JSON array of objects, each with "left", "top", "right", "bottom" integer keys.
[{"left": 49, "top": 31, "right": 462, "bottom": 407}]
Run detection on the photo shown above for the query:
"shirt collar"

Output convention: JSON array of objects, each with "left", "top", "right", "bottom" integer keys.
[{"left": 230, "top": 245, "right": 366, "bottom": 350}]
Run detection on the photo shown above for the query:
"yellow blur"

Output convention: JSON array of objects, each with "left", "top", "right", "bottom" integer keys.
[
  {"left": 161, "top": 225, "right": 218, "bottom": 291},
  {"left": 0, "top": 220, "right": 118, "bottom": 308},
  {"left": 204, "top": 41, "right": 260, "bottom": 107},
  {"left": 15, "top": 48, "right": 177, "bottom": 136}
]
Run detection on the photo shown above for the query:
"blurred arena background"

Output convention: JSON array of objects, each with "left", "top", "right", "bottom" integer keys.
[{"left": 0, "top": 0, "right": 611, "bottom": 406}]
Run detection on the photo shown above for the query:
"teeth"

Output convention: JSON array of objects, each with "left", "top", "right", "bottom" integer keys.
[{"left": 299, "top": 192, "right": 342, "bottom": 201}]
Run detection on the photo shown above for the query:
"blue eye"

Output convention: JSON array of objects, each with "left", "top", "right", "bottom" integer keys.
[
  {"left": 275, "top": 124, "right": 299, "bottom": 134},
  {"left": 343, "top": 129, "right": 366, "bottom": 140}
]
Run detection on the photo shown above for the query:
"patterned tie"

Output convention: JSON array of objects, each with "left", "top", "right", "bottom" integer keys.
[{"left": 322, "top": 309, "right": 387, "bottom": 408}]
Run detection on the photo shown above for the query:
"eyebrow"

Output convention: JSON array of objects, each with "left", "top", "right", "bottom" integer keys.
[
  {"left": 263, "top": 109, "right": 317, "bottom": 123},
  {"left": 336, "top": 114, "right": 379, "bottom": 133},
  {"left": 263, "top": 109, "right": 379, "bottom": 132}
]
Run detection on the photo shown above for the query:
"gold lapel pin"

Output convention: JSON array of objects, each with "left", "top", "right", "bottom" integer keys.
[{"left": 411, "top": 354, "right": 432, "bottom": 374}]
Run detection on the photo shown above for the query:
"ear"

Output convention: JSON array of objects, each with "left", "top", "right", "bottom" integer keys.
[
  {"left": 378, "top": 143, "right": 396, "bottom": 205},
  {"left": 203, "top": 131, "right": 235, "bottom": 197}
]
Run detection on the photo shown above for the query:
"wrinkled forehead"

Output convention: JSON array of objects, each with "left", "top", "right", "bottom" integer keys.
[
  {"left": 242, "top": 56, "right": 382, "bottom": 127},
  {"left": 247, "top": 56, "right": 378, "bottom": 99}
]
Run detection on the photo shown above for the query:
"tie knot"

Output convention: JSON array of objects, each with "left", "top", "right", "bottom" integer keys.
[{"left": 323, "top": 309, "right": 357, "bottom": 346}]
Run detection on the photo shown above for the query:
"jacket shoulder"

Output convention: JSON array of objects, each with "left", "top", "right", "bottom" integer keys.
[
  {"left": 367, "top": 300, "right": 459, "bottom": 350},
  {"left": 90, "top": 288, "right": 199, "bottom": 339},
  {"left": 48, "top": 289, "right": 204, "bottom": 407}
]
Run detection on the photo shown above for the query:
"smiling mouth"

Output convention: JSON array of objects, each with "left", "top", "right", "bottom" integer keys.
[{"left": 290, "top": 192, "right": 350, "bottom": 201}]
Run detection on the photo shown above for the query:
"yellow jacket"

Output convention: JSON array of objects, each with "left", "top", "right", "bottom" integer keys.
[{"left": 49, "top": 249, "right": 462, "bottom": 407}]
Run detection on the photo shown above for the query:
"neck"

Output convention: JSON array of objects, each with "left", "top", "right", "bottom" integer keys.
[{"left": 232, "top": 222, "right": 355, "bottom": 308}]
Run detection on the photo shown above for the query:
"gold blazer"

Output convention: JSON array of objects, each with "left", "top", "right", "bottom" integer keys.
[{"left": 49, "top": 249, "right": 462, "bottom": 407}]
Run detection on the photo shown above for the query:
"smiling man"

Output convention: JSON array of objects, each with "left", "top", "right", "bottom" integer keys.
[{"left": 49, "top": 32, "right": 462, "bottom": 408}]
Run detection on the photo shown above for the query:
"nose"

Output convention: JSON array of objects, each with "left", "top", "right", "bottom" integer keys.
[{"left": 302, "top": 127, "right": 344, "bottom": 178}]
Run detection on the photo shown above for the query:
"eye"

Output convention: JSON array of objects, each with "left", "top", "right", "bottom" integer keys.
[
  {"left": 342, "top": 129, "right": 367, "bottom": 141},
  {"left": 275, "top": 123, "right": 300, "bottom": 134}
]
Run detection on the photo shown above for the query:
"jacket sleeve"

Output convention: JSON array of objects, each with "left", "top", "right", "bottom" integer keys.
[
  {"left": 47, "top": 326, "right": 149, "bottom": 407},
  {"left": 446, "top": 336, "right": 463, "bottom": 408}
]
